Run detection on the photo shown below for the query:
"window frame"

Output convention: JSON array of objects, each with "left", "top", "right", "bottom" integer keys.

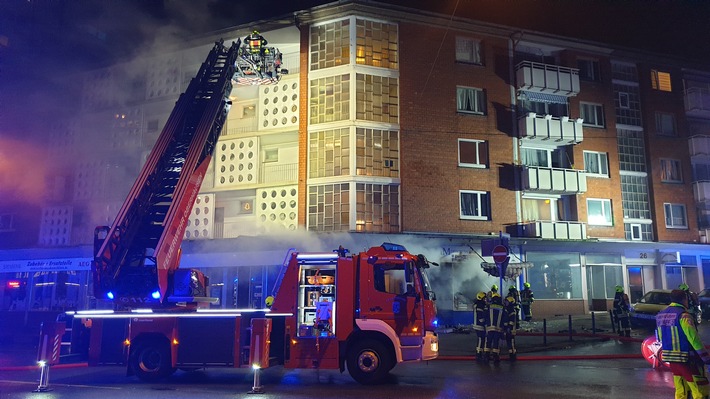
[
  {"left": 458, "top": 139, "right": 488, "bottom": 168},
  {"left": 455, "top": 36, "right": 483, "bottom": 65},
  {"left": 664, "top": 203, "right": 688, "bottom": 229},
  {"left": 577, "top": 58, "right": 601, "bottom": 82},
  {"left": 587, "top": 198, "right": 613, "bottom": 226},
  {"left": 583, "top": 151, "right": 609, "bottom": 178},
  {"left": 660, "top": 158, "right": 683, "bottom": 183},
  {"left": 651, "top": 69, "right": 672, "bottom": 92},
  {"left": 456, "top": 86, "right": 486, "bottom": 115},
  {"left": 618, "top": 92, "right": 630, "bottom": 109},
  {"left": 655, "top": 111, "right": 677, "bottom": 136},
  {"left": 459, "top": 190, "right": 490, "bottom": 220},
  {"left": 580, "top": 102, "right": 605, "bottom": 128}
]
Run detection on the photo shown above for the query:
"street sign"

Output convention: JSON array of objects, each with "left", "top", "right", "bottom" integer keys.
[{"left": 492, "top": 245, "right": 509, "bottom": 264}]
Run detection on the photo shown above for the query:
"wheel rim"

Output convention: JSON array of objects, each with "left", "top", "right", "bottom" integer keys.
[
  {"left": 357, "top": 349, "right": 380, "bottom": 373},
  {"left": 138, "top": 348, "right": 163, "bottom": 373}
]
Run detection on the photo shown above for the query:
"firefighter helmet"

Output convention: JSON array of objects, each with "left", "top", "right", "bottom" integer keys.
[
  {"left": 265, "top": 295, "right": 274, "bottom": 308},
  {"left": 509, "top": 285, "right": 517, "bottom": 291},
  {"left": 491, "top": 284, "right": 498, "bottom": 292},
  {"left": 524, "top": 282, "right": 531, "bottom": 288},
  {"left": 679, "top": 283, "right": 689, "bottom": 291},
  {"left": 476, "top": 292, "right": 486, "bottom": 301},
  {"left": 615, "top": 285, "right": 623, "bottom": 293}
]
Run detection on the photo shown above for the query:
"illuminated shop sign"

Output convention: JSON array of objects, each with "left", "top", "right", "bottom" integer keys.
[{"left": 0, "top": 258, "right": 92, "bottom": 273}]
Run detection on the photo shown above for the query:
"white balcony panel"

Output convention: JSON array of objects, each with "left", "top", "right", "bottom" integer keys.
[
  {"left": 689, "top": 136, "right": 710, "bottom": 162},
  {"left": 519, "top": 113, "right": 583, "bottom": 145},
  {"left": 685, "top": 87, "right": 710, "bottom": 118},
  {"left": 523, "top": 166, "right": 587, "bottom": 194},
  {"left": 523, "top": 221, "right": 587, "bottom": 240},
  {"left": 515, "top": 61, "right": 580, "bottom": 96},
  {"left": 693, "top": 181, "right": 710, "bottom": 203}
]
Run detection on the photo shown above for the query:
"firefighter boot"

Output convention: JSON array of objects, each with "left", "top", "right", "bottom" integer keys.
[{"left": 509, "top": 352, "right": 517, "bottom": 362}]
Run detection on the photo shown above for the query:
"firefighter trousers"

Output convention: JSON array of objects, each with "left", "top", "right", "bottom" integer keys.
[{"left": 668, "top": 360, "right": 709, "bottom": 399}]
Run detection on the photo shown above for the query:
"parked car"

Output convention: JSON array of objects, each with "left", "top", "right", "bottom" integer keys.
[{"left": 629, "top": 289, "right": 672, "bottom": 328}]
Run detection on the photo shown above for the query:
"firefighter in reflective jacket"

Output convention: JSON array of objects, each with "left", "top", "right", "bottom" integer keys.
[
  {"left": 504, "top": 295, "right": 518, "bottom": 361},
  {"left": 656, "top": 289, "right": 710, "bottom": 399},
  {"left": 472, "top": 291, "right": 489, "bottom": 362},
  {"left": 507, "top": 285, "right": 521, "bottom": 324},
  {"left": 484, "top": 293, "right": 506, "bottom": 363},
  {"left": 612, "top": 285, "right": 631, "bottom": 337},
  {"left": 520, "top": 282, "right": 534, "bottom": 321}
]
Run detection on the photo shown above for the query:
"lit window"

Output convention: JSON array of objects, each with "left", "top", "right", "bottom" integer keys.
[
  {"left": 458, "top": 139, "right": 488, "bottom": 168},
  {"left": 587, "top": 198, "right": 613, "bottom": 226},
  {"left": 455, "top": 37, "right": 483, "bottom": 65},
  {"left": 580, "top": 102, "right": 605, "bottom": 127},
  {"left": 664, "top": 203, "right": 687, "bottom": 228},
  {"left": 460, "top": 190, "right": 490, "bottom": 220},
  {"left": 655, "top": 112, "right": 676, "bottom": 136},
  {"left": 457, "top": 87, "right": 486, "bottom": 115},
  {"left": 660, "top": 159, "right": 682, "bottom": 183},
  {"left": 584, "top": 151, "right": 609, "bottom": 177},
  {"left": 651, "top": 69, "right": 672, "bottom": 92}
]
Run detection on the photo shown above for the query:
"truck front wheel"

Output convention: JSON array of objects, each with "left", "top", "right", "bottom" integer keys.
[
  {"left": 346, "top": 339, "right": 392, "bottom": 385},
  {"left": 130, "top": 340, "right": 174, "bottom": 381}
]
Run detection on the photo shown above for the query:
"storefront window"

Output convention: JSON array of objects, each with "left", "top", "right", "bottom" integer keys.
[
  {"left": 525, "top": 252, "right": 582, "bottom": 299},
  {"left": 585, "top": 253, "right": 623, "bottom": 300}
]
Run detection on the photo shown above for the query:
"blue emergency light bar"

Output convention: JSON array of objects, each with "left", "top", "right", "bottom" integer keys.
[{"left": 297, "top": 253, "right": 339, "bottom": 264}]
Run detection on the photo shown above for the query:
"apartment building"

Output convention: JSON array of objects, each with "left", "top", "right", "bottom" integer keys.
[{"left": 1, "top": 1, "right": 709, "bottom": 325}]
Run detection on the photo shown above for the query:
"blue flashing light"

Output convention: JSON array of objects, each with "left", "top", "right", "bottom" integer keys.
[
  {"left": 151, "top": 290, "right": 161, "bottom": 300},
  {"left": 433, "top": 318, "right": 439, "bottom": 327},
  {"left": 381, "top": 242, "right": 407, "bottom": 252},
  {"left": 106, "top": 291, "right": 114, "bottom": 300}
]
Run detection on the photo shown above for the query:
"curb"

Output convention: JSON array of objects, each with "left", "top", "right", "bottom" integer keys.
[{"left": 0, "top": 362, "right": 88, "bottom": 372}]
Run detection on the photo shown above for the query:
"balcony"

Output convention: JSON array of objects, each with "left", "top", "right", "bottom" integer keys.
[
  {"left": 689, "top": 135, "right": 710, "bottom": 163},
  {"left": 509, "top": 220, "right": 587, "bottom": 240},
  {"left": 515, "top": 61, "right": 580, "bottom": 96},
  {"left": 693, "top": 181, "right": 710, "bottom": 203},
  {"left": 522, "top": 166, "right": 587, "bottom": 194},
  {"left": 685, "top": 87, "right": 710, "bottom": 118},
  {"left": 519, "top": 113, "right": 584, "bottom": 145}
]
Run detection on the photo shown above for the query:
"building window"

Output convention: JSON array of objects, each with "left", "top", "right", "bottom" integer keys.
[
  {"left": 310, "top": 74, "right": 350, "bottom": 124},
  {"left": 457, "top": 87, "right": 486, "bottom": 115},
  {"left": 625, "top": 222, "right": 653, "bottom": 241},
  {"left": 629, "top": 223, "right": 643, "bottom": 241},
  {"left": 617, "top": 128, "right": 646, "bottom": 172},
  {"left": 356, "top": 183, "right": 400, "bottom": 232},
  {"left": 356, "top": 128, "right": 399, "bottom": 178},
  {"left": 618, "top": 92, "right": 630, "bottom": 109},
  {"left": 460, "top": 190, "right": 490, "bottom": 220},
  {"left": 655, "top": 112, "right": 677, "bottom": 136},
  {"left": 578, "top": 59, "right": 601, "bottom": 82},
  {"left": 587, "top": 198, "right": 613, "bottom": 226},
  {"left": 458, "top": 139, "right": 488, "bottom": 168},
  {"left": 355, "top": 19, "right": 398, "bottom": 69},
  {"left": 517, "top": 97, "right": 568, "bottom": 118},
  {"left": 621, "top": 175, "right": 651, "bottom": 219},
  {"left": 308, "top": 183, "right": 350, "bottom": 232},
  {"left": 664, "top": 203, "right": 687, "bottom": 228},
  {"left": 309, "top": 128, "right": 350, "bottom": 178},
  {"left": 310, "top": 19, "right": 351, "bottom": 71},
  {"left": 651, "top": 69, "right": 672, "bottom": 92},
  {"left": 660, "top": 159, "right": 682, "bottom": 183},
  {"left": 580, "top": 102, "right": 604, "bottom": 127},
  {"left": 355, "top": 74, "right": 399, "bottom": 123},
  {"left": 455, "top": 37, "right": 483, "bottom": 65},
  {"left": 584, "top": 151, "right": 609, "bottom": 177}
]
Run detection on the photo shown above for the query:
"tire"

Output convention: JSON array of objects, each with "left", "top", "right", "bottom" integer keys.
[
  {"left": 346, "top": 339, "right": 392, "bottom": 385},
  {"left": 130, "top": 340, "right": 174, "bottom": 381}
]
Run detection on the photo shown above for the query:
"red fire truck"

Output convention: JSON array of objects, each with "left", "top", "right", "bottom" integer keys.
[{"left": 67, "top": 38, "right": 438, "bottom": 385}]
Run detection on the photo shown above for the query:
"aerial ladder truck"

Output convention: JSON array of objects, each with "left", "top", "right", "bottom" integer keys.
[{"left": 68, "top": 36, "right": 438, "bottom": 385}]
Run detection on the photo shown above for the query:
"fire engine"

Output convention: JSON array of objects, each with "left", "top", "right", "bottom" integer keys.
[{"left": 66, "top": 36, "right": 438, "bottom": 385}]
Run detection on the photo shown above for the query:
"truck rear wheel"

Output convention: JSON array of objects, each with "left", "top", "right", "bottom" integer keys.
[
  {"left": 130, "top": 340, "right": 174, "bottom": 381},
  {"left": 346, "top": 339, "right": 391, "bottom": 385}
]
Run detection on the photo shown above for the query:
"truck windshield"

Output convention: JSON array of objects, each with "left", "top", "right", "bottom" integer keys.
[{"left": 416, "top": 266, "right": 435, "bottom": 301}]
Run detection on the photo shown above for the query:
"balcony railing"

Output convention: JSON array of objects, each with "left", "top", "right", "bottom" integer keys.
[
  {"left": 223, "top": 116, "right": 258, "bottom": 137},
  {"left": 519, "top": 113, "right": 584, "bottom": 145},
  {"left": 511, "top": 220, "right": 587, "bottom": 240},
  {"left": 515, "top": 61, "right": 580, "bottom": 96},
  {"left": 693, "top": 181, "right": 710, "bottom": 203},
  {"left": 685, "top": 87, "right": 710, "bottom": 118},
  {"left": 260, "top": 162, "right": 297, "bottom": 184},
  {"left": 522, "top": 166, "right": 587, "bottom": 194},
  {"left": 689, "top": 135, "right": 710, "bottom": 162}
]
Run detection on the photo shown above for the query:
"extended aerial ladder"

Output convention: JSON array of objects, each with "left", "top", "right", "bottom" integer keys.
[{"left": 92, "top": 37, "right": 286, "bottom": 308}]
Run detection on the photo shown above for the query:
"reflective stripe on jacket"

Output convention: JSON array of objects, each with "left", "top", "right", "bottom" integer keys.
[{"left": 656, "top": 303, "right": 704, "bottom": 363}]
